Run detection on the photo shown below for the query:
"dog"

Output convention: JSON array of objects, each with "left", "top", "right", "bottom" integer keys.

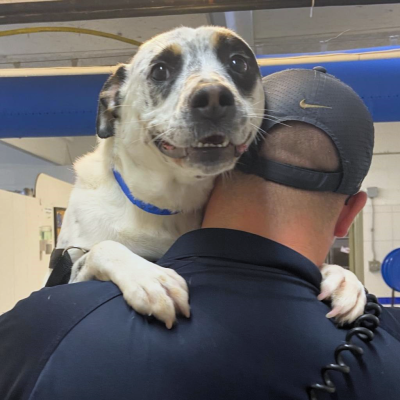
[{"left": 49, "top": 26, "right": 366, "bottom": 328}]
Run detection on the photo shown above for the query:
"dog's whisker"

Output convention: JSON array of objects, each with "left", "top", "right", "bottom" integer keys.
[
  {"left": 118, "top": 119, "right": 167, "bottom": 127},
  {"left": 220, "top": 169, "right": 234, "bottom": 186},
  {"left": 149, "top": 128, "right": 175, "bottom": 144},
  {"left": 247, "top": 113, "right": 288, "bottom": 124},
  {"left": 248, "top": 115, "right": 283, "bottom": 124},
  {"left": 256, "top": 131, "right": 266, "bottom": 142},
  {"left": 110, "top": 104, "right": 133, "bottom": 108},
  {"left": 249, "top": 96, "right": 268, "bottom": 106},
  {"left": 248, "top": 113, "right": 280, "bottom": 119},
  {"left": 249, "top": 108, "right": 280, "bottom": 114},
  {"left": 253, "top": 109, "right": 280, "bottom": 113},
  {"left": 147, "top": 121, "right": 171, "bottom": 127},
  {"left": 130, "top": 138, "right": 146, "bottom": 145},
  {"left": 250, "top": 123, "right": 267, "bottom": 136},
  {"left": 251, "top": 117, "right": 281, "bottom": 125},
  {"left": 149, "top": 133, "right": 167, "bottom": 143}
]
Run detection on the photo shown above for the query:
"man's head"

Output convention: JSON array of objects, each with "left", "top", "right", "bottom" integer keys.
[{"left": 203, "top": 68, "right": 374, "bottom": 266}]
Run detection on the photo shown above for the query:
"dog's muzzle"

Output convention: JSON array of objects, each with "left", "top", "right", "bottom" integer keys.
[
  {"left": 155, "top": 83, "right": 249, "bottom": 165},
  {"left": 190, "top": 83, "right": 236, "bottom": 124}
]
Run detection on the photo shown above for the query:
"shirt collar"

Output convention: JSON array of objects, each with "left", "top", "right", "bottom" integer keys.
[{"left": 159, "top": 228, "right": 322, "bottom": 289}]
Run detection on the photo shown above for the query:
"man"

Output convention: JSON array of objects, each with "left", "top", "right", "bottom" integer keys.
[{"left": 1, "top": 68, "right": 399, "bottom": 400}]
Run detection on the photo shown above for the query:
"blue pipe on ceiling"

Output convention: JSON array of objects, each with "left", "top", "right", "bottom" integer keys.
[
  {"left": 0, "top": 74, "right": 107, "bottom": 138},
  {"left": 1, "top": 47, "right": 400, "bottom": 138}
]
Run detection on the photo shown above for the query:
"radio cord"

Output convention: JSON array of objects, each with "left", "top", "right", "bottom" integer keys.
[{"left": 308, "top": 293, "right": 382, "bottom": 399}]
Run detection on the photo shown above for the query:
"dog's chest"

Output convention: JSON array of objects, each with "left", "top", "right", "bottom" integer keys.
[
  {"left": 62, "top": 184, "right": 202, "bottom": 260},
  {"left": 112, "top": 205, "right": 202, "bottom": 259}
]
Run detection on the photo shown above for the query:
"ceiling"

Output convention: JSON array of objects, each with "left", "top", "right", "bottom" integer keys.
[
  {"left": 1, "top": 1, "right": 396, "bottom": 25},
  {"left": 1, "top": 5, "right": 400, "bottom": 68},
  {"left": 2, "top": 3, "right": 400, "bottom": 165}
]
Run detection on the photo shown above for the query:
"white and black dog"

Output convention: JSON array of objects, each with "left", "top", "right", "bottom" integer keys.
[{"left": 49, "top": 26, "right": 366, "bottom": 328}]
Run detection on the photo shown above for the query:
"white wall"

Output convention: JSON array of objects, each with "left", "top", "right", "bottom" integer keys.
[
  {"left": 0, "top": 141, "right": 74, "bottom": 192},
  {"left": 0, "top": 174, "right": 72, "bottom": 314},
  {"left": 362, "top": 123, "right": 400, "bottom": 298}
]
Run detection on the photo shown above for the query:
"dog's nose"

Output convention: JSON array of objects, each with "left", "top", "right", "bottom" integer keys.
[{"left": 190, "top": 84, "right": 236, "bottom": 123}]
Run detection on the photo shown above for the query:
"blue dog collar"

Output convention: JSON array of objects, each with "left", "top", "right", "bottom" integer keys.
[{"left": 112, "top": 169, "right": 180, "bottom": 216}]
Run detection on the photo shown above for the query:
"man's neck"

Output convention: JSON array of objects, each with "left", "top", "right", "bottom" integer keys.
[{"left": 202, "top": 190, "right": 333, "bottom": 267}]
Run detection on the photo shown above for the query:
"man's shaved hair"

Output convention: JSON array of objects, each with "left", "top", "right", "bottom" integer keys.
[
  {"left": 227, "top": 121, "right": 347, "bottom": 232},
  {"left": 262, "top": 121, "right": 340, "bottom": 173},
  {"left": 259, "top": 121, "right": 346, "bottom": 226}
]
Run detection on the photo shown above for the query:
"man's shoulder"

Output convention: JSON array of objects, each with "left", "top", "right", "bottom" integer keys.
[
  {"left": 0, "top": 281, "right": 121, "bottom": 400},
  {"left": 3, "top": 280, "right": 122, "bottom": 326},
  {"left": 380, "top": 306, "right": 400, "bottom": 343}
]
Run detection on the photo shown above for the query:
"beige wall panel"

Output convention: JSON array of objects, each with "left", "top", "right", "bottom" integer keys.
[
  {"left": 0, "top": 175, "right": 72, "bottom": 313},
  {"left": 26, "top": 197, "right": 43, "bottom": 293},
  {"left": 12, "top": 194, "right": 30, "bottom": 301},
  {"left": 0, "top": 191, "right": 16, "bottom": 313},
  {"left": 36, "top": 174, "right": 73, "bottom": 285},
  {"left": 36, "top": 173, "right": 72, "bottom": 209}
]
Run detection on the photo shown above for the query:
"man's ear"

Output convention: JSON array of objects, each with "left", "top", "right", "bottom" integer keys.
[
  {"left": 334, "top": 191, "right": 367, "bottom": 237},
  {"left": 96, "top": 64, "right": 128, "bottom": 139}
]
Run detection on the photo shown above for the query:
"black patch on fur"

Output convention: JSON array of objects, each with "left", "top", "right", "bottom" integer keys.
[
  {"left": 148, "top": 45, "right": 183, "bottom": 104},
  {"left": 215, "top": 34, "right": 260, "bottom": 97},
  {"left": 96, "top": 64, "right": 127, "bottom": 138}
]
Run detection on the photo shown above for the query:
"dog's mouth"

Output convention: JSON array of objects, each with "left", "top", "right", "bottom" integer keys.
[{"left": 154, "top": 134, "right": 249, "bottom": 160}]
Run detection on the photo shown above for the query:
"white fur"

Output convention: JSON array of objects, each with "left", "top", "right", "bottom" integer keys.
[{"left": 54, "top": 26, "right": 366, "bottom": 328}]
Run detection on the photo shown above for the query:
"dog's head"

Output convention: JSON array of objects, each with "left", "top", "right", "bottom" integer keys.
[{"left": 97, "top": 26, "right": 264, "bottom": 177}]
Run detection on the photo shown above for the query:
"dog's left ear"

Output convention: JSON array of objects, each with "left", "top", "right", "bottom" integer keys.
[{"left": 96, "top": 64, "right": 128, "bottom": 139}]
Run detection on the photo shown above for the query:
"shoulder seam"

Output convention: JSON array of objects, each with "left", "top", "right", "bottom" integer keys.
[{"left": 27, "top": 292, "right": 122, "bottom": 400}]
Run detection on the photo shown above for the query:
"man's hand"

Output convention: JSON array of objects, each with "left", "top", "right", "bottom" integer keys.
[{"left": 319, "top": 264, "right": 366, "bottom": 325}]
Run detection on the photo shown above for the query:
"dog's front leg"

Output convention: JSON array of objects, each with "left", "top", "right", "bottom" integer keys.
[{"left": 70, "top": 240, "right": 190, "bottom": 328}]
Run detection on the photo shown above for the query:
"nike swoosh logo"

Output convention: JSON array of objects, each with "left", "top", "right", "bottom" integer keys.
[{"left": 299, "top": 99, "right": 332, "bottom": 109}]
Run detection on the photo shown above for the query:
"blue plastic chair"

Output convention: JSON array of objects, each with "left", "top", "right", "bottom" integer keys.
[{"left": 381, "top": 248, "right": 400, "bottom": 306}]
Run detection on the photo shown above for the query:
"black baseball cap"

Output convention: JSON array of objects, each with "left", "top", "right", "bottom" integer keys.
[{"left": 238, "top": 67, "right": 374, "bottom": 195}]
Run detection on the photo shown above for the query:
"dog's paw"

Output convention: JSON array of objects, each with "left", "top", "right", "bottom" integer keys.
[
  {"left": 72, "top": 240, "right": 190, "bottom": 329},
  {"left": 319, "top": 264, "right": 366, "bottom": 325},
  {"left": 118, "top": 264, "right": 190, "bottom": 329}
]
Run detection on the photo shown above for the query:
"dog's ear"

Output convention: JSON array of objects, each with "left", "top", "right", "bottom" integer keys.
[{"left": 96, "top": 64, "right": 128, "bottom": 139}]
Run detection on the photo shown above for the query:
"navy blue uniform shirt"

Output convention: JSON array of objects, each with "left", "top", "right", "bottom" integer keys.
[{"left": 1, "top": 228, "right": 400, "bottom": 400}]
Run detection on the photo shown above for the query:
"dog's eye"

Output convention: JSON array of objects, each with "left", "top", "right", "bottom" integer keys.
[
  {"left": 151, "top": 64, "right": 170, "bottom": 82},
  {"left": 229, "top": 55, "right": 248, "bottom": 74}
]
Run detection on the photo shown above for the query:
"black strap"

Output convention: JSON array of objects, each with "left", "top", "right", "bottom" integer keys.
[
  {"left": 45, "top": 249, "right": 73, "bottom": 287},
  {"left": 238, "top": 157, "right": 343, "bottom": 192}
]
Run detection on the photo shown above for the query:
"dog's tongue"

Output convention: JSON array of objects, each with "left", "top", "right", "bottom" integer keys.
[
  {"left": 235, "top": 143, "right": 248, "bottom": 156},
  {"left": 162, "top": 142, "right": 176, "bottom": 151},
  {"left": 159, "top": 143, "right": 188, "bottom": 158}
]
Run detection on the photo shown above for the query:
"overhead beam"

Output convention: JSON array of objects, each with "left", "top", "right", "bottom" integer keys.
[{"left": 1, "top": 0, "right": 399, "bottom": 25}]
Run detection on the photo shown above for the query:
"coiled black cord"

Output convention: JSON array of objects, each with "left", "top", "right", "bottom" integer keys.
[{"left": 307, "top": 294, "right": 382, "bottom": 400}]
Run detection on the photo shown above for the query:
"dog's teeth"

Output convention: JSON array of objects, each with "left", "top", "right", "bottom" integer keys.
[{"left": 194, "top": 140, "right": 230, "bottom": 148}]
